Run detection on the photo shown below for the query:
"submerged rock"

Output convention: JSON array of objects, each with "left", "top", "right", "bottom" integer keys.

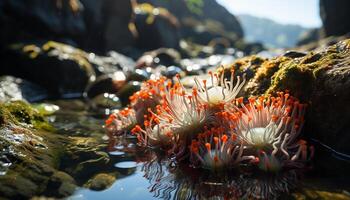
[
  {"left": 61, "top": 137, "right": 110, "bottom": 182},
  {"left": 85, "top": 173, "right": 116, "bottom": 191}
]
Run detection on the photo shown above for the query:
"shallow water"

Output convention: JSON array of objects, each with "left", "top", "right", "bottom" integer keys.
[{"left": 49, "top": 100, "right": 350, "bottom": 200}]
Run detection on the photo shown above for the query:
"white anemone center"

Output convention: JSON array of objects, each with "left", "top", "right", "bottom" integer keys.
[
  {"left": 242, "top": 124, "right": 278, "bottom": 146},
  {"left": 198, "top": 86, "right": 227, "bottom": 104}
]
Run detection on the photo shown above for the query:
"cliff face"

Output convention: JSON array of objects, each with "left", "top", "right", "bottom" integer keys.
[
  {"left": 320, "top": 0, "right": 350, "bottom": 37},
  {"left": 139, "top": 0, "right": 244, "bottom": 45},
  {"left": 0, "top": 0, "right": 135, "bottom": 53}
]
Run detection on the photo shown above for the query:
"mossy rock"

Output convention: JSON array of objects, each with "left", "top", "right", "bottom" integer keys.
[
  {"left": 244, "top": 39, "right": 350, "bottom": 99},
  {"left": 230, "top": 39, "right": 350, "bottom": 174},
  {"left": 217, "top": 55, "right": 267, "bottom": 88},
  {"left": 0, "top": 101, "right": 75, "bottom": 199},
  {"left": 85, "top": 173, "right": 116, "bottom": 191},
  {"left": 0, "top": 101, "right": 53, "bottom": 131}
]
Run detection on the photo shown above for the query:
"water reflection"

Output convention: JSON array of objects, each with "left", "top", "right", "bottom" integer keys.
[
  {"left": 141, "top": 153, "right": 301, "bottom": 200},
  {"left": 72, "top": 136, "right": 302, "bottom": 200}
]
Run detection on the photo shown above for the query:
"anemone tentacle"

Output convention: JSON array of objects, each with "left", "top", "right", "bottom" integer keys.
[{"left": 194, "top": 67, "right": 246, "bottom": 106}]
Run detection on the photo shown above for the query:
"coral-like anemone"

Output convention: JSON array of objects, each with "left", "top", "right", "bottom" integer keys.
[
  {"left": 105, "top": 66, "right": 312, "bottom": 174},
  {"left": 105, "top": 107, "right": 137, "bottom": 137},
  {"left": 129, "top": 77, "right": 168, "bottom": 124},
  {"left": 224, "top": 92, "right": 313, "bottom": 171},
  {"left": 194, "top": 67, "right": 246, "bottom": 107},
  {"left": 190, "top": 127, "right": 255, "bottom": 170},
  {"left": 132, "top": 76, "right": 213, "bottom": 149}
]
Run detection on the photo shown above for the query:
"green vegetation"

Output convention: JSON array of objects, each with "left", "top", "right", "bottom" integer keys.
[
  {"left": 185, "top": 0, "right": 204, "bottom": 15},
  {"left": 0, "top": 101, "right": 53, "bottom": 131}
]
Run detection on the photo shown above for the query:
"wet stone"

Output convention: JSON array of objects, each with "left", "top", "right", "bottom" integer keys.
[
  {"left": 116, "top": 81, "right": 142, "bottom": 106},
  {"left": 127, "top": 69, "right": 150, "bottom": 82},
  {"left": 86, "top": 173, "right": 116, "bottom": 191},
  {"left": 283, "top": 51, "right": 307, "bottom": 58},
  {"left": 161, "top": 65, "right": 183, "bottom": 78}
]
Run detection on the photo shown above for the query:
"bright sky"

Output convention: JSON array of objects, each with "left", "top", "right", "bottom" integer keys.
[{"left": 217, "top": 0, "right": 322, "bottom": 28}]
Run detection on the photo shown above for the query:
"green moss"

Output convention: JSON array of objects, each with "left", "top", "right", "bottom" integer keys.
[
  {"left": 266, "top": 61, "right": 314, "bottom": 101},
  {"left": 244, "top": 39, "right": 350, "bottom": 100},
  {"left": 0, "top": 101, "right": 53, "bottom": 131}
]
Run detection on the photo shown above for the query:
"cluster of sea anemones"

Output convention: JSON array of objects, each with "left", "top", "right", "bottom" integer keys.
[{"left": 106, "top": 68, "right": 313, "bottom": 172}]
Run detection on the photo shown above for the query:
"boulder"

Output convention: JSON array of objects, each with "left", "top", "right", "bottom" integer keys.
[
  {"left": 320, "top": 0, "right": 350, "bottom": 37},
  {"left": 224, "top": 39, "right": 350, "bottom": 173},
  {"left": 138, "top": 0, "right": 243, "bottom": 49},
  {"left": 0, "top": 41, "right": 135, "bottom": 99},
  {"left": 0, "top": 0, "right": 85, "bottom": 47},
  {"left": 80, "top": 0, "right": 135, "bottom": 52},
  {"left": 133, "top": 3, "right": 180, "bottom": 51},
  {"left": 85, "top": 173, "right": 116, "bottom": 191}
]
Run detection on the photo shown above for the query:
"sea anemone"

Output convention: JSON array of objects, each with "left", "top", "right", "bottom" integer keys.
[
  {"left": 129, "top": 77, "right": 168, "bottom": 124},
  {"left": 190, "top": 127, "right": 255, "bottom": 170},
  {"left": 132, "top": 77, "right": 213, "bottom": 151},
  {"left": 105, "top": 107, "right": 137, "bottom": 137},
  {"left": 224, "top": 92, "right": 313, "bottom": 171}
]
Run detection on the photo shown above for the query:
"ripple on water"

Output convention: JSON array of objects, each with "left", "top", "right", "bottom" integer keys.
[
  {"left": 109, "top": 151, "right": 125, "bottom": 156},
  {"left": 114, "top": 161, "right": 138, "bottom": 169},
  {"left": 114, "top": 145, "right": 124, "bottom": 150}
]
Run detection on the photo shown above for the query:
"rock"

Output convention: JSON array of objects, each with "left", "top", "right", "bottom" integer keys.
[
  {"left": 62, "top": 137, "right": 110, "bottom": 181},
  {"left": 0, "top": 0, "right": 136, "bottom": 53},
  {"left": 0, "top": 101, "right": 74, "bottom": 199},
  {"left": 142, "top": 0, "right": 243, "bottom": 45},
  {"left": 220, "top": 55, "right": 267, "bottom": 83},
  {"left": 161, "top": 66, "right": 183, "bottom": 78},
  {"left": 283, "top": 51, "right": 307, "bottom": 59},
  {"left": 33, "top": 103, "right": 60, "bottom": 116},
  {"left": 0, "top": 41, "right": 135, "bottom": 99},
  {"left": 297, "top": 28, "right": 321, "bottom": 46},
  {"left": 0, "top": 0, "right": 85, "bottom": 47},
  {"left": 292, "top": 189, "right": 350, "bottom": 200},
  {"left": 227, "top": 39, "right": 350, "bottom": 173},
  {"left": 117, "top": 81, "right": 142, "bottom": 106},
  {"left": 295, "top": 34, "right": 350, "bottom": 52},
  {"left": 134, "top": 4, "right": 180, "bottom": 50},
  {"left": 46, "top": 171, "right": 76, "bottom": 197},
  {"left": 85, "top": 173, "right": 116, "bottom": 191},
  {"left": 320, "top": 0, "right": 350, "bottom": 37},
  {"left": 136, "top": 48, "right": 181, "bottom": 69},
  {"left": 80, "top": 0, "right": 135, "bottom": 52},
  {"left": 127, "top": 69, "right": 150, "bottom": 82},
  {"left": 0, "top": 76, "right": 49, "bottom": 103},
  {"left": 89, "top": 93, "right": 122, "bottom": 111}
]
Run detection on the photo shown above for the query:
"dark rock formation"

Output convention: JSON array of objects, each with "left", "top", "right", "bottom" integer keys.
[
  {"left": 80, "top": 0, "right": 135, "bottom": 53},
  {"left": 297, "top": 28, "right": 321, "bottom": 46},
  {"left": 0, "top": 0, "right": 135, "bottom": 53},
  {"left": 320, "top": 0, "right": 350, "bottom": 37},
  {"left": 133, "top": 10, "right": 180, "bottom": 51},
  {"left": 0, "top": 41, "right": 135, "bottom": 100},
  {"left": 140, "top": 0, "right": 243, "bottom": 46},
  {"left": 0, "top": 0, "right": 85, "bottom": 47}
]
